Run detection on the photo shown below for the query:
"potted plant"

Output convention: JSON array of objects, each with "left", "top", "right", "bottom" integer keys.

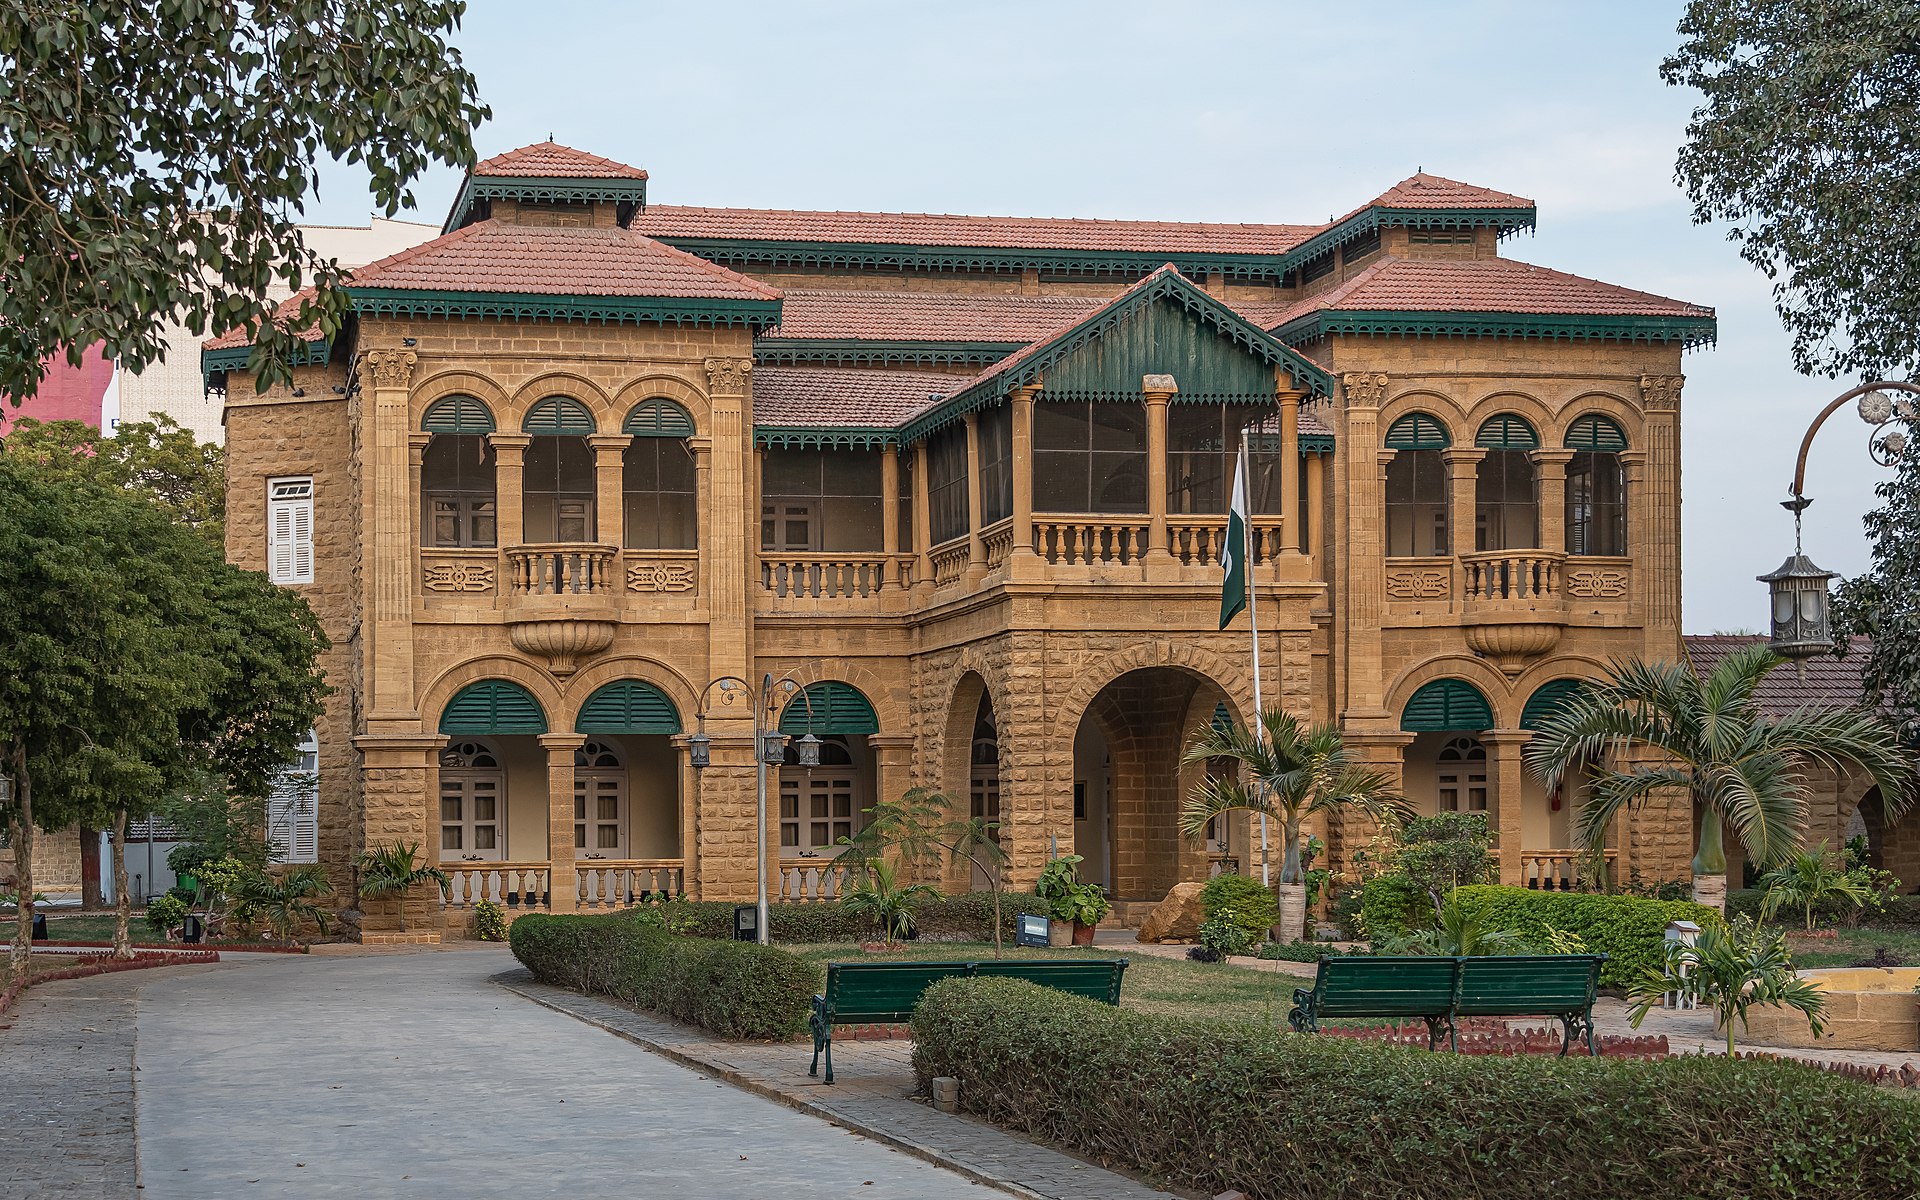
[
  {"left": 1057, "top": 882, "right": 1112, "bottom": 946},
  {"left": 1035, "top": 854, "right": 1086, "bottom": 946}
]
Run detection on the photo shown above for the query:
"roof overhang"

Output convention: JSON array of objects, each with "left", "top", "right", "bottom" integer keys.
[
  {"left": 1274, "top": 308, "right": 1718, "bottom": 350},
  {"left": 344, "top": 287, "right": 781, "bottom": 330},
  {"left": 443, "top": 174, "right": 649, "bottom": 232}
]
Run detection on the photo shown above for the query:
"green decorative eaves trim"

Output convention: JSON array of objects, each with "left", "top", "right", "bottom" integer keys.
[
  {"left": 1300, "top": 433, "right": 1336, "bottom": 454},
  {"left": 754, "top": 339, "right": 1020, "bottom": 368},
  {"left": 444, "top": 174, "right": 647, "bottom": 232},
  {"left": 345, "top": 287, "right": 781, "bottom": 330},
  {"left": 200, "top": 339, "right": 332, "bottom": 389},
  {"left": 1279, "top": 205, "right": 1535, "bottom": 274},
  {"left": 653, "top": 237, "right": 1301, "bottom": 282},
  {"left": 754, "top": 426, "right": 900, "bottom": 450},
  {"left": 1275, "top": 308, "right": 1718, "bottom": 350}
]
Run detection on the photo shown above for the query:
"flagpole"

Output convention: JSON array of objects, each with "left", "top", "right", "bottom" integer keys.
[{"left": 1240, "top": 429, "right": 1270, "bottom": 887}]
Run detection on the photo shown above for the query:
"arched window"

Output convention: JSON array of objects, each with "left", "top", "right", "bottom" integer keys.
[
  {"left": 779, "top": 735, "right": 860, "bottom": 853},
  {"left": 1475, "top": 414, "right": 1539, "bottom": 551},
  {"left": 1436, "top": 736, "right": 1488, "bottom": 812},
  {"left": 622, "top": 400, "right": 697, "bottom": 550},
  {"left": 1033, "top": 400, "right": 1147, "bottom": 514},
  {"left": 574, "top": 738, "right": 626, "bottom": 858},
  {"left": 421, "top": 397, "right": 498, "bottom": 548},
  {"left": 523, "top": 397, "right": 598, "bottom": 543},
  {"left": 1565, "top": 415, "right": 1628, "bottom": 556},
  {"left": 439, "top": 738, "right": 504, "bottom": 861},
  {"left": 1384, "top": 413, "right": 1450, "bottom": 556}
]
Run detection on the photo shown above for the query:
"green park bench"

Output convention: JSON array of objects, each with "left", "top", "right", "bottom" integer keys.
[
  {"left": 1287, "top": 954, "right": 1608, "bottom": 1056},
  {"left": 1456, "top": 953, "right": 1606, "bottom": 1056},
  {"left": 809, "top": 957, "right": 1128, "bottom": 1083},
  {"left": 1287, "top": 955, "right": 1463, "bottom": 1050}
]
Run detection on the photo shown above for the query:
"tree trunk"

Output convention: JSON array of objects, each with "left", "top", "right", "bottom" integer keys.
[
  {"left": 1691, "top": 873, "right": 1728, "bottom": 913},
  {"left": 111, "top": 807, "right": 132, "bottom": 960},
  {"left": 9, "top": 747, "right": 34, "bottom": 976}
]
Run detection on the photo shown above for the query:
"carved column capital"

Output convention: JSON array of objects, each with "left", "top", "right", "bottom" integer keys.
[
  {"left": 1341, "top": 371, "right": 1389, "bottom": 407},
  {"left": 704, "top": 356, "right": 753, "bottom": 394},
  {"left": 1639, "top": 374, "right": 1684, "bottom": 412},
  {"left": 361, "top": 348, "right": 417, "bottom": 390}
]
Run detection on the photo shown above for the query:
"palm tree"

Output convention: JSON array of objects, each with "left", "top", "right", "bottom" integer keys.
[
  {"left": 1181, "top": 710, "right": 1408, "bottom": 943},
  {"left": 841, "top": 858, "right": 938, "bottom": 950},
  {"left": 356, "top": 841, "right": 450, "bottom": 934},
  {"left": 1527, "top": 646, "right": 1912, "bottom": 911},
  {"left": 1627, "top": 917, "right": 1826, "bottom": 1056},
  {"left": 1758, "top": 842, "right": 1868, "bottom": 931}
]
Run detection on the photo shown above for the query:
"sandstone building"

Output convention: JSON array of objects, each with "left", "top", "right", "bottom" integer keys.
[{"left": 209, "top": 141, "right": 1877, "bottom": 938}]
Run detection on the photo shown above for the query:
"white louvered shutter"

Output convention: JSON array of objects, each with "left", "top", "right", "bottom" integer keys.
[
  {"left": 266, "top": 730, "right": 320, "bottom": 864},
  {"left": 267, "top": 478, "right": 314, "bottom": 584}
]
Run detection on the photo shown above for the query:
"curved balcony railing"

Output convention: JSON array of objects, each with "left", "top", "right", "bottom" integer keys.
[
  {"left": 1461, "top": 550, "right": 1565, "bottom": 606},
  {"left": 506, "top": 543, "right": 620, "bottom": 596}
]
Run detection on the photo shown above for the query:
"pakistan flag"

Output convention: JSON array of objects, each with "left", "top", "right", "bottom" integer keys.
[{"left": 1219, "top": 444, "right": 1249, "bottom": 629}]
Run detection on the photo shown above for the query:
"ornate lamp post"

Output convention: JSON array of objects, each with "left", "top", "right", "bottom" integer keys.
[
  {"left": 687, "top": 674, "right": 820, "bottom": 944},
  {"left": 1762, "top": 382, "right": 1915, "bottom": 664}
]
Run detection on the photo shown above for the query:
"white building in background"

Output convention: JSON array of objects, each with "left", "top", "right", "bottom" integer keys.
[{"left": 117, "top": 217, "right": 438, "bottom": 443}]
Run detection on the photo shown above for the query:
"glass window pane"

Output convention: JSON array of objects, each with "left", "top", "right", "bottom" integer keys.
[
  {"left": 1033, "top": 451, "right": 1084, "bottom": 511},
  {"left": 1091, "top": 403, "right": 1147, "bottom": 452},
  {"left": 442, "top": 827, "right": 461, "bottom": 850},
  {"left": 1033, "top": 400, "right": 1085, "bottom": 451},
  {"left": 598, "top": 826, "right": 620, "bottom": 849},
  {"left": 474, "top": 827, "right": 496, "bottom": 849}
]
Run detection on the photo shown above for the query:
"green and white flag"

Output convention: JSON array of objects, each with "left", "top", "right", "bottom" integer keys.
[{"left": 1219, "top": 443, "right": 1249, "bottom": 629}]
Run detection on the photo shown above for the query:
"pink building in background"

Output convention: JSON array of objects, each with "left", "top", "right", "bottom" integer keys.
[{"left": 2, "top": 344, "right": 119, "bottom": 436}]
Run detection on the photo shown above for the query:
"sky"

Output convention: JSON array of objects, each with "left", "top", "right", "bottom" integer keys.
[{"left": 300, "top": 0, "right": 1885, "bottom": 635}]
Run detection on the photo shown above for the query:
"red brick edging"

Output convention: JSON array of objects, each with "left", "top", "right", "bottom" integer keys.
[
  {"left": 0, "top": 948, "right": 221, "bottom": 1018},
  {"left": 39, "top": 939, "right": 308, "bottom": 954}
]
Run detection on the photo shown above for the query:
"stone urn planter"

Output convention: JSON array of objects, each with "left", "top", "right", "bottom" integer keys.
[{"left": 1047, "top": 919, "right": 1073, "bottom": 948}]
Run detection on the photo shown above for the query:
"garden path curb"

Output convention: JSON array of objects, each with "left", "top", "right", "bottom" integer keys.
[{"left": 493, "top": 970, "right": 1184, "bottom": 1200}]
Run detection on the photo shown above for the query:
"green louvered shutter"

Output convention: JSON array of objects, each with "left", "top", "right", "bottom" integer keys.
[
  {"left": 1475, "top": 414, "right": 1539, "bottom": 450},
  {"left": 624, "top": 399, "right": 695, "bottom": 438},
  {"left": 1210, "top": 701, "right": 1234, "bottom": 736},
  {"left": 577, "top": 681, "right": 682, "bottom": 735},
  {"left": 1521, "top": 679, "right": 1588, "bottom": 731},
  {"left": 440, "top": 680, "right": 548, "bottom": 735},
  {"left": 1566, "top": 415, "right": 1628, "bottom": 452},
  {"left": 780, "top": 682, "right": 879, "bottom": 735},
  {"left": 421, "top": 396, "right": 497, "bottom": 434},
  {"left": 1400, "top": 680, "right": 1494, "bottom": 732},
  {"left": 1384, "top": 413, "right": 1452, "bottom": 450},
  {"left": 523, "top": 397, "right": 597, "bottom": 435}
]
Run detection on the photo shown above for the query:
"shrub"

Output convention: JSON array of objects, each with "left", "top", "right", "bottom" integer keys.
[
  {"left": 1200, "top": 873, "right": 1277, "bottom": 942},
  {"left": 146, "top": 893, "right": 188, "bottom": 936},
  {"left": 1449, "top": 886, "right": 1719, "bottom": 987},
  {"left": 1256, "top": 941, "right": 1352, "bottom": 963},
  {"left": 647, "top": 890, "right": 1047, "bottom": 944},
  {"left": 472, "top": 899, "right": 507, "bottom": 942},
  {"left": 912, "top": 977, "right": 1920, "bottom": 1200},
  {"left": 1196, "top": 911, "right": 1254, "bottom": 960},
  {"left": 509, "top": 913, "right": 813, "bottom": 1040},
  {"left": 1356, "top": 873, "right": 1430, "bottom": 943},
  {"left": 1395, "top": 811, "right": 1497, "bottom": 913}
]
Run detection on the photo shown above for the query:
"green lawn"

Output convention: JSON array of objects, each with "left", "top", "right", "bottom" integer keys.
[
  {"left": 786, "top": 941, "right": 1294, "bottom": 1023},
  {"left": 40, "top": 914, "right": 127, "bottom": 942},
  {"left": 1775, "top": 924, "right": 1920, "bottom": 969}
]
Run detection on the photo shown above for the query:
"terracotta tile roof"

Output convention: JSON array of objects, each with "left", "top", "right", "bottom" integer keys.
[
  {"left": 945, "top": 267, "right": 1187, "bottom": 398},
  {"left": 203, "top": 289, "right": 326, "bottom": 351},
  {"left": 346, "top": 220, "right": 781, "bottom": 301},
  {"left": 636, "top": 205, "right": 1319, "bottom": 256},
  {"left": 474, "top": 141, "right": 646, "bottom": 180},
  {"left": 1363, "top": 171, "right": 1533, "bottom": 212},
  {"left": 1253, "top": 257, "right": 1713, "bottom": 329},
  {"left": 753, "top": 366, "right": 960, "bottom": 428},
  {"left": 765, "top": 290, "right": 1101, "bottom": 343},
  {"left": 1684, "top": 635, "right": 1873, "bottom": 716}
]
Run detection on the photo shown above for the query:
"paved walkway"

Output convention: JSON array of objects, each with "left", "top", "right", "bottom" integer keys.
[
  {"left": 129, "top": 947, "right": 1023, "bottom": 1199},
  {"left": 498, "top": 970, "right": 1184, "bottom": 1200}
]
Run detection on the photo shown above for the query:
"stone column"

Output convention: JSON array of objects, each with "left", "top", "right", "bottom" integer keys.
[
  {"left": 869, "top": 731, "right": 916, "bottom": 865},
  {"left": 1531, "top": 448, "right": 1575, "bottom": 555},
  {"left": 351, "top": 733, "right": 445, "bottom": 938},
  {"left": 911, "top": 440, "right": 933, "bottom": 597},
  {"left": 539, "top": 733, "right": 586, "bottom": 913},
  {"left": 1619, "top": 447, "right": 1651, "bottom": 630},
  {"left": 1638, "top": 374, "right": 1684, "bottom": 638},
  {"left": 587, "top": 433, "right": 631, "bottom": 547},
  {"left": 1010, "top": 385, "right": 1039, "bottom": 574},
  {"left": 489, "top": 433, "right": 531, "bottom": 548},
  {"left": 670, "top": 733, "right": 698, "bottom": 894},
  {"left": 360, "top": 349, "right": 418, "bottom": 732},
  {"left": 688, "top": 434, "right": 712, "bottom": 598},
  {"left": 1277, "top": 381, "right": 1304, "bottom": 560},
  {"left": 1305, "top": 451, "right": 1326, "bottom": 572},
  {"left": 1441, "top": 447, "right": 1486, "bottom": 558},
  {"left": 1340, "top": 373, "right": 1391, "bottom": 721},
  {"left": 1142, "top": 377, "right": 1175, "bottom": 563},
  {"left": 1482, "top": 729, "right": 1533, "bottom": 886},
  {"left": 1333, "top": 730, "right": 1413, "bottom": 876},
  {"left": 963, "top": 411, "right": 985, "bottom": 583},
  {"left": 408, "top": 432, "right": 431, "bottom": 555},
  {"left": 704, "top": 358, "right": 754, "bottom": 683},
  {"left": 881, "top": 444, "right": 901, "bottom": 585}
]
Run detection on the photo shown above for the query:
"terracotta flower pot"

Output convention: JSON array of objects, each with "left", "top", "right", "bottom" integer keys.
[{"left": 1071, "top": 920, "right": 1096, "bottom": 946}]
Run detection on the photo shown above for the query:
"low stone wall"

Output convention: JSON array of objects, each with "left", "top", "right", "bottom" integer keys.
[{"left": 1734, "top": 967, "right": 1920, "bottom": 1053}]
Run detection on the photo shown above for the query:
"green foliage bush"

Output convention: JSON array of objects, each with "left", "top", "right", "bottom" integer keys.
[
  {"left": 912, "top": 977, "right": 1920, "bottom": 1200},
  {"left": 653, "top": 890, "right": 1047, "bottom": 943},
  {"left": 145, "top": 893, "right": 187, "bottom": 935},
  {"left": 508, "top": 913, "right": 813, "bottom": 1040},
  {"left": 1199, "top": 874, "right": 1276, "bottom": 942},
  {"left": 1356, "top": 873, "right": 1431, "bottom": 943},
  {"left": 472, "top": 899, "right": 507, "bottom": 942},
  {"left": 1449, "top": 886, "right": 1719, "bottom": 987}
]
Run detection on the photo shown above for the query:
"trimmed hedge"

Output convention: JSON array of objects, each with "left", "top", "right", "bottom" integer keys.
[
  {"left": 1355, "top": 873, "right": 1432, "bottom": 942},
  {"left": 659, "top": 890, "right": 1046, "bottom": 943},
  {"left": 1450, "top": 885, "right": 1719, "bottom": 987},
  {"left": 1200, "top": 873, "right": 1278, "bottom": 941},
  {"left": 913, "top": 977, "right": 1920, "bottom": 1200},
  {"left": 509, "top": 913, "right": 813, "bottom": 1039}
]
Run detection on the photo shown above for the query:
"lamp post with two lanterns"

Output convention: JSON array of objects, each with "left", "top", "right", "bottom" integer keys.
[
  {"left": 686, "top": 674, "right": 820, "bottom": 945},
  {"left": 1760, "top": 382, "right": 1916, "bottom": 666}
]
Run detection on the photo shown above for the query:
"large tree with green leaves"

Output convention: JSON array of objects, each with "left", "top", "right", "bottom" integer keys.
[
  {"left": 1833, "top": 442, "right": 1920, "bottom": 745},
  {"left": 1526, "top": 647, "right": 1912, "bottom": 911},
  {"left": 1, "top": 1, "right": 487, "bottom": 401},
  {"left": 0, "top": 458, "right": 326, "bottom": 967},
  {"left": 1664, "top": 1, "right": 1920, "bottom": 379},
  {"left": 3, "top": 416, "right": 224, "bottom": 544}
]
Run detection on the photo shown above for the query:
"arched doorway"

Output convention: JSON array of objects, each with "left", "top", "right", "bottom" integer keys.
[
  {"left": 1072, "top": 667, "right": 1231, "bottom": 901},
  {"left": 439, "top": 739, "right": 505, "bottom": 862},
  {"left": 778, "top": 682, "right": 879, "bottom": 864},
  {"left": 574, "top": 738, "right": 627, "bottom": 859},
  {"left": 575, "top": 679, "right": 683, "bottom": 863},
  {"left": 969, "top": 695, "right": 1001, "bottom": 890}
]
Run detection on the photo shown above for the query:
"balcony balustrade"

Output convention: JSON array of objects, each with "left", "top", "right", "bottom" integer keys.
[
  {"left": 778, "top": 857, "right": 857, "bottom": 903},
  {"left": 502, "top": 543, "right": 620, "bottom": 675},
  {"left": 576, "top": 859, "right": 686, "bottom": 909},
  {"left": 442, "top": 861, "right": 553, "bottom": 911},
  {"left": 1518, "top": 849, "right": 1617, "bottom": 893},
  {"left": 761, "top": 554, "right": 892, "bottom": 600},
  {"left": 1033, "top": 514, "right": 1150, "bottom": 566}
]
